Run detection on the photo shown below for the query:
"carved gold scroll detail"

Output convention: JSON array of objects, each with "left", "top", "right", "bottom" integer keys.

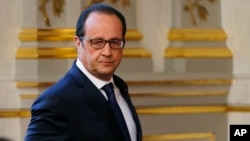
[
  {"left": 39, "top": 0, "right": 65, "bottom": 26},
  {"left": 184, "top": 0, "right": 217, "bottom": 26},
  {"left": 39, "top": 0, "right": 130, "bottom": 26}
]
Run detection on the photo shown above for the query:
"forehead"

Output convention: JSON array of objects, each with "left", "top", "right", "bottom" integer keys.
[
  {"left": 86, "top": 11, "right": 121, "bottom": 25},
  {"left": 84, "top": 12, "right": 123, "bottom": 36}
]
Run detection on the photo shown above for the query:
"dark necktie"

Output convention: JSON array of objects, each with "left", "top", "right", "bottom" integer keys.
[{"left": 102, "top": 83, "right": 131, "bottom": 141}]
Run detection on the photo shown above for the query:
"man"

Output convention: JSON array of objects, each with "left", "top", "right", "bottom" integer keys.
[{"left": 25, "top": 4, "right": 142, "bottom": 141}]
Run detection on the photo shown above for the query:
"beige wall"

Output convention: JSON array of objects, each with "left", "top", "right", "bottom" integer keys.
[
  {"left": 0, "top": 0, "right": 22, "bottom": 140},
  {"left": 1, "top": 0, "right": 250, "bottom": 140},
  {"left": 221, "top": 0, "right": 250, "bottom": 135}
]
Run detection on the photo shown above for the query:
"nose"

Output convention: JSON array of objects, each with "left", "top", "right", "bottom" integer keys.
[{"left": 101, "top": 42, "right": 112, "bottom": 56}]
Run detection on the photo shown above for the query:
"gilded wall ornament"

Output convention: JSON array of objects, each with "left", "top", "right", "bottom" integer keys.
[
  {"left": 83, "top": 0, "right": 130, "bottom": 9},
  {"left": 39, "top": 0, "right": 129, "bottom": 27},
  {"left": 39, "top": 0, "right": 65, "bottom": 26},
  {"left": 184, "top": 0, "right": 217, "bottom": 26}
]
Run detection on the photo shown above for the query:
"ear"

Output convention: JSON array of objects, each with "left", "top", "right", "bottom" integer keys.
[{"left": 74, "top": 36, "right": 82, "bottom": 53}]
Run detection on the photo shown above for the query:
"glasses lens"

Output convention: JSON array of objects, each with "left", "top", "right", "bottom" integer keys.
[
  {"left": 88, "top": 38, "right": 123, "bottom": 49},
  {"left": 110, "top": 40, "right": 123, "bottom": 48},
  {"left": 90, "top": 39, "right": 105, "bottom": 49}
]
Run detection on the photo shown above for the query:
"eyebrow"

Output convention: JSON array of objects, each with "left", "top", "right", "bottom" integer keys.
[{"left": 87, "top": 37, "right": 123, "bottom": 40}]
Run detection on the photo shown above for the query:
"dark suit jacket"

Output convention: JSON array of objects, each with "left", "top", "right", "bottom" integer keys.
[{"left": 25, "top": 62, "right": 142, "bottom": 141}]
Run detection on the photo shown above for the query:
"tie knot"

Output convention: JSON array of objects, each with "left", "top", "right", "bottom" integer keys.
[{"left": 102, "top": 83, "right": 114, "bottom": 97}]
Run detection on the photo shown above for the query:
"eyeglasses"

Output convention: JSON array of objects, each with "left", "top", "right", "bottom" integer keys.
[{"left": 80, "top": 37, "right": 124, "bottom": 49}]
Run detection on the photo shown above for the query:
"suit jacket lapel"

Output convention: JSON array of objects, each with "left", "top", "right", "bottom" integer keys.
[
  {"left": 68, "top": 61, "right": 111, "bottom": 114},
  {"left": 69, "top": 62, "right": 142, "bottom": 140},
  {"left": 114, "top": 76, "right": 142, "bottom": 141}
]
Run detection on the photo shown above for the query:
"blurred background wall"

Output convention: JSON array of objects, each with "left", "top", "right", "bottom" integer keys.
[{"left": 1, "top": 0, "right": 250, "bottom": 140}]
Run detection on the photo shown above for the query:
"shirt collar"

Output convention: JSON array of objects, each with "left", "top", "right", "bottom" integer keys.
[{"left": 76, "top": 59, "right": 114, "bottom": 89}]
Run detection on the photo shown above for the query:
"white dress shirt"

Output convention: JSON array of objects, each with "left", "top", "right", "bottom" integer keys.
[{"left": 76, "top": 59, "right": 137, "bottom": 141}]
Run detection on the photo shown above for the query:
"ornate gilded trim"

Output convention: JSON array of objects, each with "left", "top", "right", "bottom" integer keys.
[
  {"left": 131, "top": 91, "right": 228, "bottom": 97},
  {"left": 19, "top": 28, "right": 75, "bottom": 41},
  {"left": 0, "top": 110, "right": 30, "bottom": 118},
  {"left": 127, "top": 79, "right": 232, "bottom": 86},
  {"left": 123, "top": 48, "right": 152, "bottom": 58},
  {"left": 15, "top": 47, "right": 151, "bottom": 59},
  {"left": 184, "top": 0, "right": 218, "bottom": 26},
  {"left": 2, "top": 106, "right": 250, "bottom": 118},
  {"left": 137, "top": 105, "right": 227, "bottom": 114},
  {"left": 20, "top": 90, "right": 228, "bottom": 100},
  {"left": 137, "top": 105, "right": 250, "bottom": 115},
  {"left": 16, "top": 79, "right": 232, "bottom": 88},
  {"left": 19, "top": 28, "right": 143, "bottom": 41},
  {"left": 165, "top": 47, "right": 232, "bottom": 58},
  {"left": 228, "top": 106, "right": 250, "bottom": 112},
  {"left": 143, "top": 132, "right": 215, "bottom": 141},
  {"left": 16, "top": 82, "right": 54, "bottom": 87},
  {"left": 168, "top": 28, "right": 227, "bottom": 41},
  {"left": 16, "top": 47, "right": 76, "bottom": 59},
  {"left": 125, "top": 29, "right": 144, "bottom": 40},
  {"left": 20, "top": 94, "right": 40, "bottom": 99},
  {"left": 39, "top": 0, "right": 130, "bottom": 26},
  {"left": 39, "top": 0, "right": 65, "bottom": 26}
]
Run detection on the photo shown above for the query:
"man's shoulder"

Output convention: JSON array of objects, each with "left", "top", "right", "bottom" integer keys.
[
  {"left": 113, "top": 74, "right": 124, "bottom": 82},
  {"left": 113, "top": 74, "right": 127, "bottom": 88}
]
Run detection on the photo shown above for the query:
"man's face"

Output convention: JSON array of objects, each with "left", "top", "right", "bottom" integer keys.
[{"left": 75, "top": 12, "right": 124, "bottom": 81}]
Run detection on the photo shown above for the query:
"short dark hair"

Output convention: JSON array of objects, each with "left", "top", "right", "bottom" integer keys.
[{"left": 75, "top": 4, "right": 127, "bottom": 40}]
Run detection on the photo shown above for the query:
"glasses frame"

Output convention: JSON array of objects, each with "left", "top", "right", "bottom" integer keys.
[{"left": 79, "top": 36, "right": 124, "bottom": 49}]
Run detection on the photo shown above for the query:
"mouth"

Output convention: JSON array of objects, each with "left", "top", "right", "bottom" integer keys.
[{"left": 99, "top": 61, "right": 114, "bottom": 66}]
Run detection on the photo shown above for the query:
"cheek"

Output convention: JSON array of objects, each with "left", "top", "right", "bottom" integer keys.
[
  {"left": 117, "top": 50, "right": 123, "bottom": 59},
  {"left": 82, "top": 49, "right": 100, "bottom": 64},
  {"left": 114, "top": 51, "right": 123, "bottom": 63}
]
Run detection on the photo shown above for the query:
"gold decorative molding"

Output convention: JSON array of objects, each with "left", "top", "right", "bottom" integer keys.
[
  {"left": 127, "top": 79, "right": 232, "bottom": 86},
  {"left": 137, "top": 105, "right": 250, "bottom": 115},
  {"left": 19, "top": 28, "right": 143, "bottom": 42},
  {"left": 131, "top": 91, "right": 228, "bottom": 97},
  {"left": 123, "top": 48, "right": 152, "bottom": 58},
  {"left": 165, "top": 47, "right": 232, "bottom": 58},
  {"left": 0, "top": 109, "right": 30, "bottom": 118},
  {"left": 168, "top": 28, "right": 227, "bottom": 41},
  {"left": 2, "top": 105, "right": 250, "bottom": 118},
  {"left": 228, "top": 106, "right": 250, "bottom": 112},
  {"left": 16, "top": 79, "right": 232, "bottom": 88},
  {"left": 125, "top": 29, "right": 144, "bottom": 40},
  {"left": 143, "top": 132, "right": 215, "bottom": 141},
  {"left": 20, "top": 90, "right": 228, "bottom": 100},
  {"left": 16, "top": 82, "right": 54, "bottom": 88},
  {"left": 20, "top": 94, "right": 40, "bottom": 99},
  {"left": 19, "top": 28, "right": 74, "bottom": 41},
  {"left": 15, "top": 47, "right": 151, "bottom": 59},
  {"left": 17, "top": 28, "right": 147, "bottom": 58},
  {"left": 16, "top": 47, "right": 76, "bottom": 59},
  {"left": 137, "top": 105, "right": 227, "bottom": 114}
]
